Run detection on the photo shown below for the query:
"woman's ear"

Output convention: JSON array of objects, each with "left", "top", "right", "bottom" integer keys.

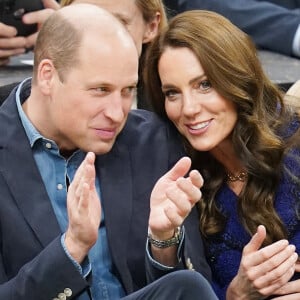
[{"left": 142, "top": 12, "right": 161, "bottom": 44}]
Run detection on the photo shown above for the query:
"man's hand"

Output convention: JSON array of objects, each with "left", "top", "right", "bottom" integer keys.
[{"left": 65, "top": 152, "right": 101, "bottom": 264}]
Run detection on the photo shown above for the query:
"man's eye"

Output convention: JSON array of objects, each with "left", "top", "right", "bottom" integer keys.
[
  {"left": 118, "top": 17, "right": 130, "bottom": 26},
  {"left": 122, "top": 86, "right": 137, "bottom": 97},
  {"left": 94, "top": 87, "right": 108, "bottom": 93}
]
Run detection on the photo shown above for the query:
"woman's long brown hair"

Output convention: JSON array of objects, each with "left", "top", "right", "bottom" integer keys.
[{"left": 145, "top": 10, "right": 300, "bottom": 245}]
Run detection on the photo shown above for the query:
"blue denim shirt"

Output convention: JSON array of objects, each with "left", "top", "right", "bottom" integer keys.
[{"left": 16, "top": 79, "right": 125, "bottom": 300}]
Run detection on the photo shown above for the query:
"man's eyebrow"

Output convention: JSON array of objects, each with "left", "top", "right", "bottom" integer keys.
[
  {"left": 88, "top": 80, "right": 138, "bottom": 88},
  {"left": 113, "top": 12, "right": 131, "bottom": 24},
  {"left": 130, "top": 80, "right": 138, "bottom": 87}
]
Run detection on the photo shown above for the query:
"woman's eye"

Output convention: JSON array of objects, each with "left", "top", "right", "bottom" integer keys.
[
  {"left": 163, "top": 89, "right": 178, "bottom": 99},
  {"left": 199, "top": 80, "right": 211, "bottom": 91}
]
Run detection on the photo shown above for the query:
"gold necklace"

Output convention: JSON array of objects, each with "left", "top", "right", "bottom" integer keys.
[{"left": 227, "top": 171, "right": 248, "bottom": 182}]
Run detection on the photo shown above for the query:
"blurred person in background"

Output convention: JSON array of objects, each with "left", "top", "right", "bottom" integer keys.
[{"left": 164, "top": 0, "right": 300, "bottom": 58}]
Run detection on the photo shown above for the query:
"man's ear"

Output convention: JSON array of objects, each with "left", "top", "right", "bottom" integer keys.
[
  {"left": 37, "top": 59, "right": 56, "bottom": 95},
  {"left": 142, "top": 12, "right": 161, "bottom": 44}
]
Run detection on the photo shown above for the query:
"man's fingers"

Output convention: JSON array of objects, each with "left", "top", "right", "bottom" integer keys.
[
  {"left": 84, "top": 153, "right": 96, "bottom": 189},
  {"left": 71, "top": 152, "right": 95, "bottom": 189},
  {"left": 71, "top": 153, "right": 96, "bottom": 212},
  {"left": 78, "top": 152, "right": 96, "bottom": 194},
  {"left": 77, "top": 182, "right": 90, "bottom": 212},
  {"left": 71, "top": 157, "right": 86, "bottom": 189},
  {"left": 84, "top": 151, "right": 95, "bottom": 162}
]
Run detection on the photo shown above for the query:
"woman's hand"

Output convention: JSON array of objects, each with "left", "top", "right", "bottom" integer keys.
[
  {"left": 227, "top": 225, "right": 298, "bottom": 300},
  {"left": 148, "top": 157, "right": 203, "bottom": 266},
  {"left": 149, "top": 156, "right": 203, "bottom": 239},
  {"left": 271, "top": 262, "right": 300, "bottom": 299}
]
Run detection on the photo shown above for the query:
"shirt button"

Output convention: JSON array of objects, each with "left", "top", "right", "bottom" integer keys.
[
  {"left": 45, "top": 142, "right": 52, "bottom": 149},
  {"left": 64, "top": 288, "right": 72, "bottom": 297},
  {"left": 57, "top": 183, "right": 64, "bottom": 190},
  {"left": 58, "top": 293, "right": 66, "bottom": 300}
]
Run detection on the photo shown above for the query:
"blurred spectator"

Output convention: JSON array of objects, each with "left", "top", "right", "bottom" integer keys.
[
  {"left": 0, "top": 0, "right": 59, "bottom": 66},
  {"left": 164, "top": 0, "right": 300, "bottom": 57}
]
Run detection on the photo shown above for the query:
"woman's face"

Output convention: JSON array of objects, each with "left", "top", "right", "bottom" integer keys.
[
  {"left": 71, "top": 0, "right": 159, "bottom": 56},
  {"left": 159, "top": 47, "right": 238, "bottom": 153}
]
